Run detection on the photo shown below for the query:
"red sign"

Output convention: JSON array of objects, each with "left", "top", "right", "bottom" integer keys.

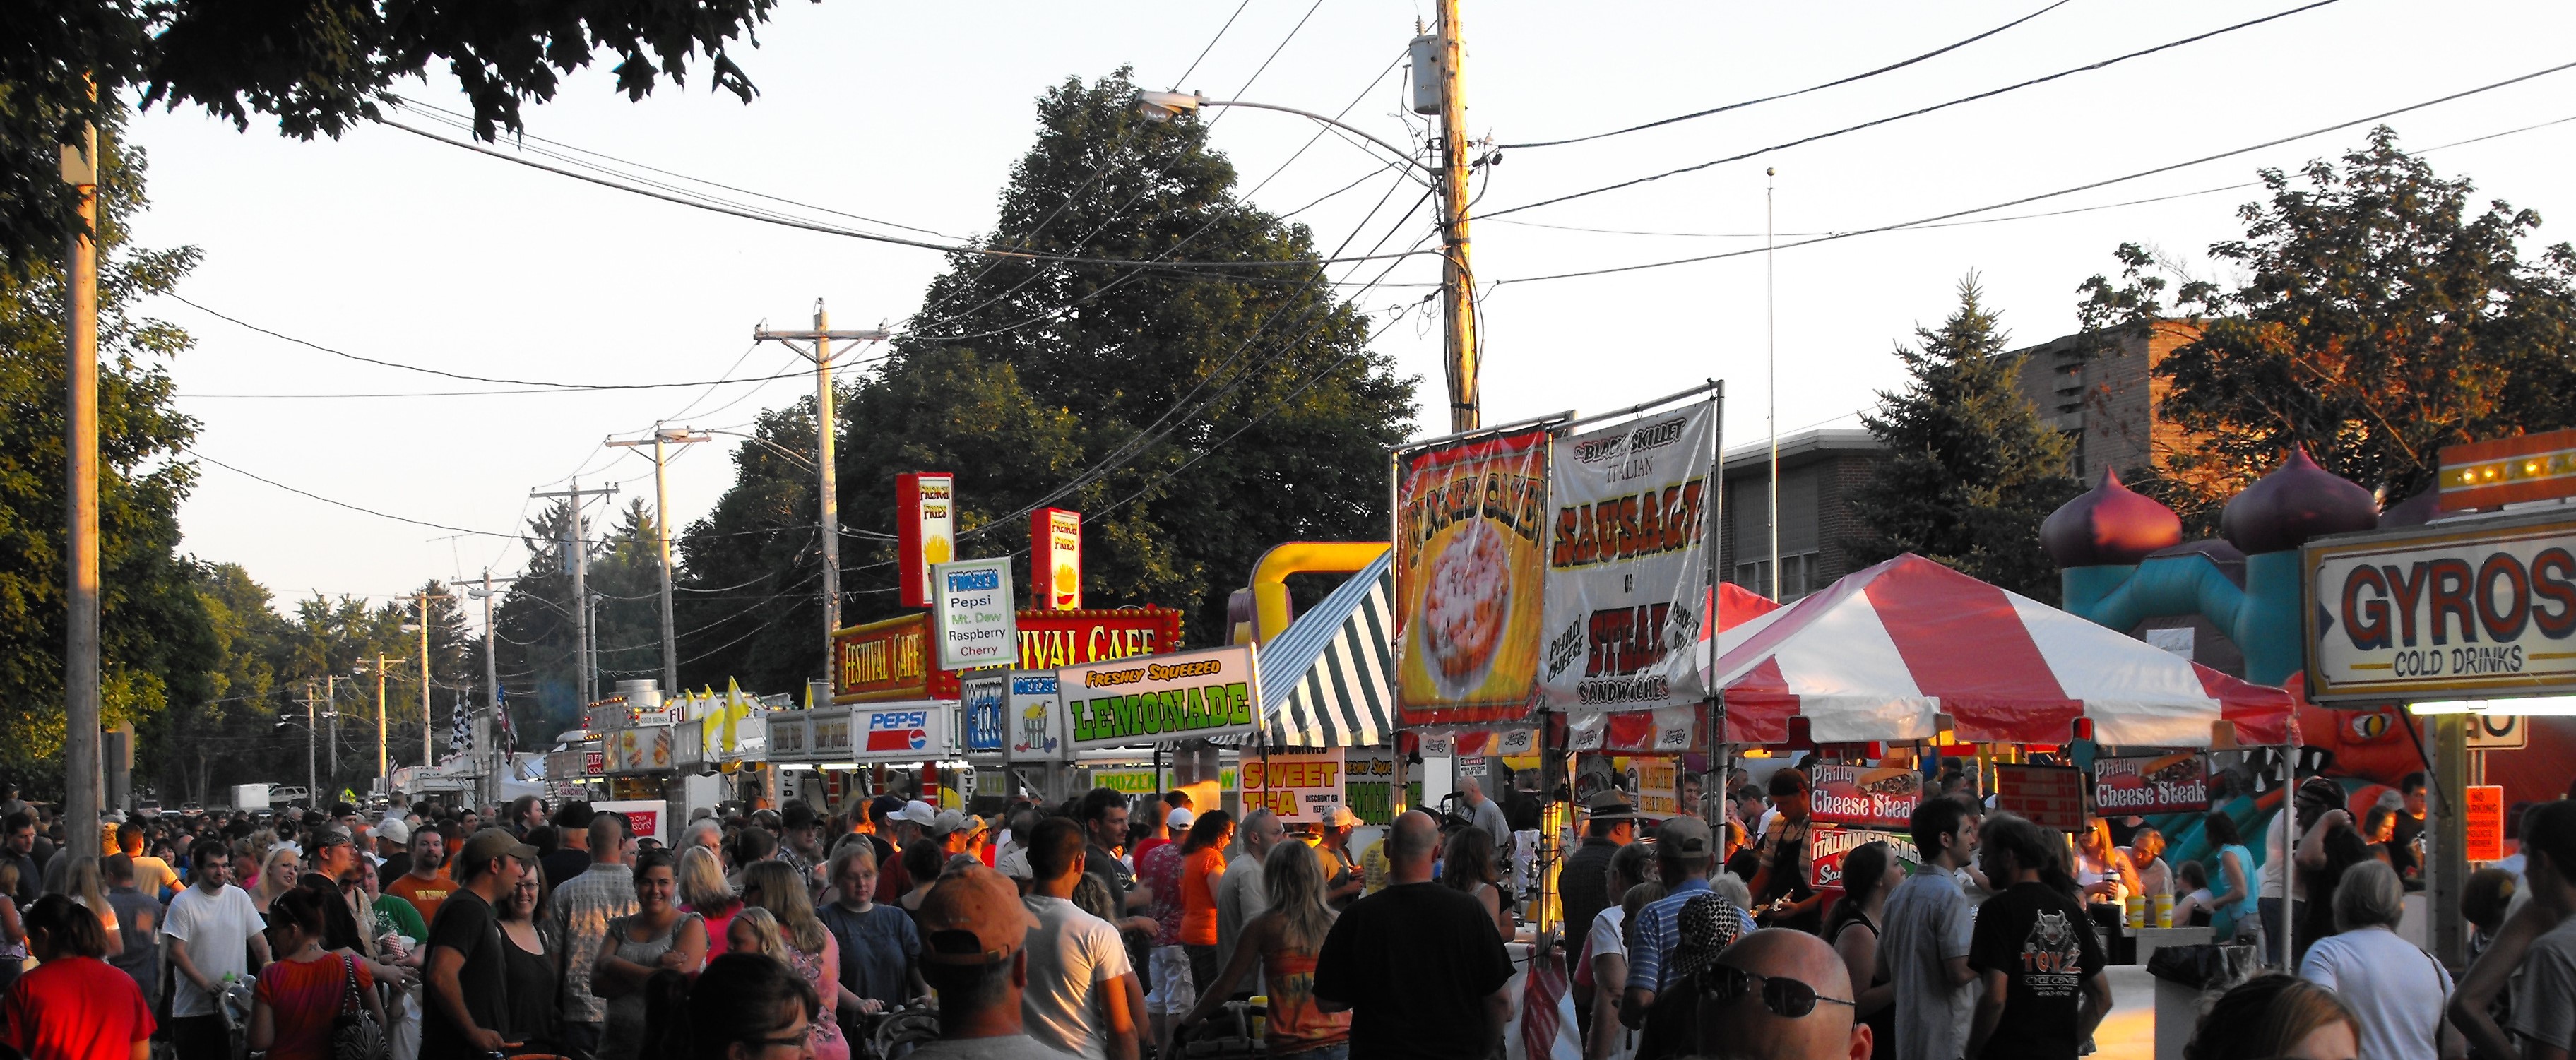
[
  {"left": 2466, "top": 785, "right": 2505, "bottom": 861},
  {"left": 2093, "top": 753, "right": 2209, "bottom": 815},
  {"left": 2441, "top": 428, "right": 2576, "bottom": 511},
  {"left": 896, "top": 472, "right": 956, "bottom": 607},
  {"left": 833, "top": 607, "right": 1185, "bottom": 703},
  {"left": 1011, "top": 607, "right": 1182, "bottom": 672},
  {"left": 1995, "top": 764, "right": 2087, "bottom": 831},
  {"left": 1808, "top": 762, "right": 1923, "bottom": 828},
  {"left": 1031, "top": 508, "right": 1083, "bottom": 610},
  {"left": 1808, "top": 826, "right": 1922, "bottom": 891}
]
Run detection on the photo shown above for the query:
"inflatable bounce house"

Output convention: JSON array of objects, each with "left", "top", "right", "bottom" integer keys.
[{"left": 2042, "top": 448, "right": 2576, "bottom": 869}]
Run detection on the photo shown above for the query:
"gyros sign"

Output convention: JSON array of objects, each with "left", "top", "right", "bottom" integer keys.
[{"left": 2306, "top": 514, "right": 2576, "bottom": 700}]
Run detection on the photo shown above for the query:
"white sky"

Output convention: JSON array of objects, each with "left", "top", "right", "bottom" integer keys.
[{"left": 129, "top": 0, "right": 2576, "bottom": 626}]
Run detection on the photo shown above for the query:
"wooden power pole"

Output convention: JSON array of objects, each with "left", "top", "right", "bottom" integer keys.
[
  {"left": 754, "top": 303, "right": 887, "bottom": 674},
  {"left": 1435, "top": 0, "right": 1478, "bottom": 431},
  {"left": 62, "top": 120, "right": 102, "bottom": 833}
]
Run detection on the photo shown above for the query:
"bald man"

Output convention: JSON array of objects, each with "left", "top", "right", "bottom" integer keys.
[
  {"left": 1313, "top": 811, "right": 1514, "bottom": 1060},
  {"left": 1701, "top": 929, "right": 1871, "bottom": 1060},
  {"left": 1456, "top": 775, "right": 1512, "bottom": 856}
]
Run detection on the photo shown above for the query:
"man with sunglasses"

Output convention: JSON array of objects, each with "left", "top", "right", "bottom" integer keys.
[
  {"left": 1701, "top": 929, "right": 1870, "bottom": 1059},
  {"left": 1964, "top": 815, "right": 2111, "bottom": 1060}
]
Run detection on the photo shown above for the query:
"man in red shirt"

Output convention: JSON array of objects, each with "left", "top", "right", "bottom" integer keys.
[
  {"left": 385, "top": 828, "right": 455, "bottom": 926},
  {"left": 1, "top": 895, "right": 155, "bottom": 1060}
]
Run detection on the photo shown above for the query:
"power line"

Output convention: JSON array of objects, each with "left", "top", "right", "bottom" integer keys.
[
  {"left": 1480, "top": 0, "right": 2346, "bottom": 221},
  {"left": 384, "top": 119, "right": 1435, "bottom": 270},
  {"left": 1497, "top": 0, "right": 2077, "bottom": 150},
  {"left": 1492, "top": 59, "right": 2576, "bottom": 285},
  {"left": 1170, "top": 0, "right": 1254, "bottom": 88},
  {"left": 189, "top": 448, "right": 525, "bottom": 540},
  {"left": 170, "top": 293, "right": 894, "bottom": 392}
]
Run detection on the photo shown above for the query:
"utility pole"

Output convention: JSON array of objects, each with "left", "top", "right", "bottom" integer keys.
[
  {"left": 302, "top": 681, "right": 318, "bottom": 802},
  {"left": 325, "top": 674, "right": 338, "bottom": 780},
  {"left": 1435, "top": 0, "right": 1478, "bottom": 431},
  {"left": 608, "top": 426, "right": 711, "bottom": 695},
  {"left": 754, "top": 303, "right": 887, "bottom": 672},
  {"left": 1766, "top": 167, "right": 1780, "bottom": 600},
  {"left": 467, "top": 571, "right": 520, "bottom": 806},
  {"left": 531, "top": 482, "right": 617, "bottom": 705},
  {"left": 371, "top": 654, "right": 405, "bottom": 792},
  {"left": 411, "top": 590, "right": 447, "bottom": 767},
  {"left": 62, "top": 113, "right": 102, "bottom": 835}
]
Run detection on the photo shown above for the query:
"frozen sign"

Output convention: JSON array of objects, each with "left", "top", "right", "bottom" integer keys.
[
  {"left": 2092, "top": 753, "right": 2209, "bottom": 815},
  {"left": 933, "top": 558, "right": 1017, "bottom": 670},
  {"left": 1808, "top": 762, "right": 1923, "bottom": 829}
]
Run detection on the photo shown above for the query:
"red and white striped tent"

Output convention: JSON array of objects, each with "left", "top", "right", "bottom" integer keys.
[{"left": 1705, "top": 554, "right": 2295, "bottom": 748}]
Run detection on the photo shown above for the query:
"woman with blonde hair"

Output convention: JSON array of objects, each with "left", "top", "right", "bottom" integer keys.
[
  {"left": 59, "top": 855, "right": 126, "bottom": 957},
  {"left": 724, "top": 905, "right": 789, "bottom": 960},
  {"left": 676, "top": 845, "right": 742, "bottom": 958},
  {"left": 1170, "top": 837, "right": 1352, "bottom": 1060},
  {"left": 251, "top": 845, "right": 302, "bottom": 912},
  {"left": 741, "top": 860, "right": 847, "bottom": 1060}
]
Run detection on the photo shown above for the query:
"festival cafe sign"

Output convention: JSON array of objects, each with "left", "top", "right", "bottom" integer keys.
[
  {"left": 1242, "top": 749, "right": 1348, "bottom": 823},
  {"left": 1007, "top": 671, "right": 1069, "bottom": 763},
  {"left": 1808, "top": 827, "right": 1922, "bottom": 891},
  {"left": 959, "top": 674, "right": 1009, "bottom": 755},
  {"left": 1060, "top": 644, "right": 1262, "bottom": 749},
  {"left": 833, "top": 608, "right": 1183, "bottom": 704},
  {"left": 1393, "top": 427, "right": 1551, "bottom": 727},
  {"left": 1539, "top": 400, "right": 1718, "bottom": 712},
  {"left": 1031, "top": 508, "right": 1084, "bottom": 611},
  {"left": 933, "top": 557, "right": 1018, "bottom": 670},
  {"left": 2304, "top": 510, "right": 2576, "bottom": 701},
  {"left": 1808, "top": 762, "right": 1924, "bottom": 829},
  {"left": 896, "top": 472, "right": 957, "bottom": 608},
  {"left": 2092, "top": 752, "right": 2209, "bottom": 815}
]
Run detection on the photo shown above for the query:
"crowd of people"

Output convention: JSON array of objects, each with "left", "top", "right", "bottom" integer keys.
[{"left": 0, "top": 765, "right": 2561, "bottom": 1060}]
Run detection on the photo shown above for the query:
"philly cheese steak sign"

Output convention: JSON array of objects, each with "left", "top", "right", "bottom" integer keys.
[{"left": 1060, "top": 644, "right": 1260, "bottom": 749}]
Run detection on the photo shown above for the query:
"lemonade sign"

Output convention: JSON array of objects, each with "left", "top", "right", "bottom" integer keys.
[{"left": 897, "top": 472, "right": 956, "bottom": 607}]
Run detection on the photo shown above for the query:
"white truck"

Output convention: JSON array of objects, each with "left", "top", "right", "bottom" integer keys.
[{"left": 230, "top": 783, "right": 270, "bottom": 812}]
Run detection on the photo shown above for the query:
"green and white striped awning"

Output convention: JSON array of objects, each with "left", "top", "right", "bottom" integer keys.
[{"left": 1257, "top": 552, "right": 1396, "bottom": 749}]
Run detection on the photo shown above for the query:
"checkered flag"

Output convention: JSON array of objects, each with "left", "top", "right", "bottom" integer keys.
[{"left": 449, "top": 694, "right": 472, "bottom": 758}]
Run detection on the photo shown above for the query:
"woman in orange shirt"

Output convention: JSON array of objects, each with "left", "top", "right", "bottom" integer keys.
[{"left": 1177, "top": 809, "right": 1235, "bottom": 994}]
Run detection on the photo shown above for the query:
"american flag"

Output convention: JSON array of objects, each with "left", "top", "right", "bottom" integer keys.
[{"left": 495, "top": 686, "right": 516, "bottom": 754}]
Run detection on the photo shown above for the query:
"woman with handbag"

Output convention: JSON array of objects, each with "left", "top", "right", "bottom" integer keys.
[{"left": 253, "top": 886, "right": 388, "bottom": 1060}]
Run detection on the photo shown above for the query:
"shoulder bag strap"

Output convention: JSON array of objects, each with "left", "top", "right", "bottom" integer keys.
[{"left": 341, "top": 953, "right": 363, "bottom": 1016}]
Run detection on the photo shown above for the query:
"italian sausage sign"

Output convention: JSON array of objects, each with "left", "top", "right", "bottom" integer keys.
[
  {"left": 2305, "top": 513, "right": 2576, "bottom": 700},
  {"left": 1538, "top": 400, "right": 1719, "bottom": 713}
]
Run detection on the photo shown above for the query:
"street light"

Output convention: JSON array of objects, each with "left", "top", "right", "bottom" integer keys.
[{"left": 1132, "top": 91, "right": 1433, "bottom": 185}]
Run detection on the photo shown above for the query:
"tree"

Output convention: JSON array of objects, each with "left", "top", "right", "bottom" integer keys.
[
  {"left": 493, "top": 499, "right": 665, "bottom": 735},
  {"left": 3, "top": 0, "right": 781, "bottom": 270},
  {"left": 2079, "top": 126, "right": 2576, "bottom": 513},
  {"left": 0, "top": 117, "right": 215, "bottom": 796},
  {"left": 676, "top": 69, "right": 1418, "bottom": 692},
  {"left": 1849, "top": 276, "right": 2079, "bottom": 602}
]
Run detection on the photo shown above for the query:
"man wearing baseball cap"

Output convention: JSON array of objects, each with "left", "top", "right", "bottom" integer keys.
[
  {"left": 423, "top": 828, "right": 535, "bottom": 1057},
  {"left": 1560, "top": 790, "right": 1643, "bottom": 951},
  {"left": 898, "top": 865, "right": 1062, "bottom": 1059},
  {"left": 1620, "top": 816, "right": 1759, "bottom": 1032}
]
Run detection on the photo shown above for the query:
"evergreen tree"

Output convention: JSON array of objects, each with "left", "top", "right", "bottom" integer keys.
[
  {"left": 676, "top": 69, "right": 1417, "bottom": 693},
  {"left": 1848, "top": 277, "right": 2079, "bottom": 602},
  {"left": 494, "top": 498, "right": 667, "bottom": 734}
]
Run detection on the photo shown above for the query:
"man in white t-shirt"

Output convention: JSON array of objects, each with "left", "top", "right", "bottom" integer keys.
[
  {"left": 164, "top": 837, "right": 273, "bottom": 1060},
  {"left": 1880, "top": 796, "right": 1981, "bottom": 1060},
  {"left": 1021, "top": 817, "right": 1142, "bottom": 1060}
]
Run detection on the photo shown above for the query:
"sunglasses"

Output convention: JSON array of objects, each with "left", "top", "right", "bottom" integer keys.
[{"left": 1707, "top": 964, "right": 1857, "bottom": 1019}]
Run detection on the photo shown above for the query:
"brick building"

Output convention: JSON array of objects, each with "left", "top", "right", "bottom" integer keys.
[
  {"left": 2010, "top": 320, "right": 2207, "bottom": 482},
  {"left": 1716, "top": 427, "right": 1881, "bottom": 602}
]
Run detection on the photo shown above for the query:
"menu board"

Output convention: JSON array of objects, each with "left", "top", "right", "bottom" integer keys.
[{"left": 1994, "top": 763, "right": 2087, "bottom": 830}]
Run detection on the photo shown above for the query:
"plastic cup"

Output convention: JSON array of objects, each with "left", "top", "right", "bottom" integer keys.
[
  {"left": 2124, "top": 895, "right": 2147, "bottom": 929},
  {"left": 2153, "top": 893, "right": 2174, "bottom": 929}
]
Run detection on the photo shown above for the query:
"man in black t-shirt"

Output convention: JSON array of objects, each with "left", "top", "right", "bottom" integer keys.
[
  {"left": 1078, "top": 787, "right": 1146, "bottom": 914},
  {"left": 425, "top": 828, "right": 537, "bottom": 1057},
  {"left": 1313, "top": 811, "right": 1514, "bottom": 1060},
  {"left": 1965, "top": 815, "right": 2109, "bottom": 1060}
]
